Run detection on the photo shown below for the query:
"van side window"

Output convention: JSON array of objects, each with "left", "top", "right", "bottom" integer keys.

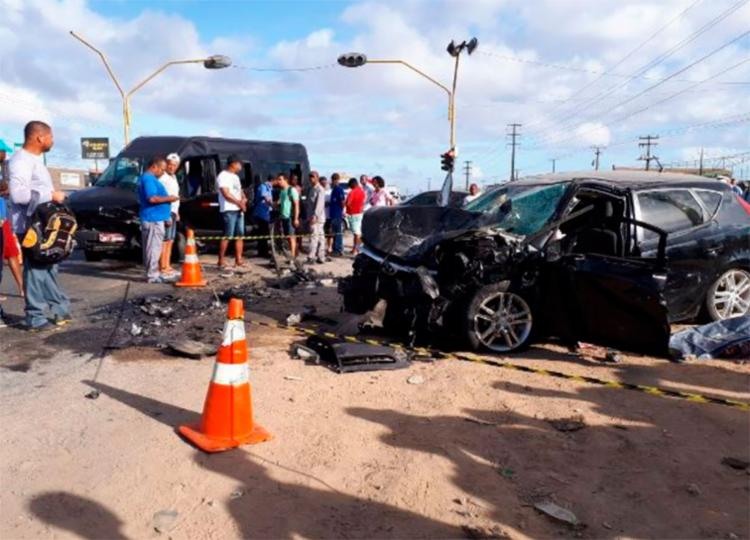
[{"left": 637, "top": 189, "right": 705, "bottom": 241}]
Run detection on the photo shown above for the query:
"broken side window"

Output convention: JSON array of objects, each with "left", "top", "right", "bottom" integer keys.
[{"left": 637, "top": 189, "right": 705, "bottom": 241}]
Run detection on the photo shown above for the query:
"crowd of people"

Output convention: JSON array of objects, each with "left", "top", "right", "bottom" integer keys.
[{"left": 134, "top": 153, "right": 401, "bottom": 284}]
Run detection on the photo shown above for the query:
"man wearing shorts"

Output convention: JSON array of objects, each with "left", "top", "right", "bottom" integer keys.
[
  {"left": 277, "top": 174, "right": 300, "bottom": 258},
  {"left": 159, "top": 153, "right": 181, "bottom": 276},
  {"left": 217, "top": 155, "right": 247, "bottom": 268},
  {"left": 345, "top": 177, "right": 366, "bottom": 255}
]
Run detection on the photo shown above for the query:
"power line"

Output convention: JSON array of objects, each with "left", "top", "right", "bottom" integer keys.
[
  {"left": 528, "top": 0, "right": 749, "bottom": 145},
  {"left": 530, "top": 51, "right": 750, "bottom": 152},
  {"left": 231, "top": 63, "right": 337, "bottom": 72},
  {"left": 510, "top": 0, "right": 706, "bottom": 127}
]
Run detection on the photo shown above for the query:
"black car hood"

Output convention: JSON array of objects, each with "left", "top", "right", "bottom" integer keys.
[
  {"left": 68, "top": 186, "right": 138, "bottom": 213},
  {"left": 362, "top": 206, "right": 488, "bottom": 263}
]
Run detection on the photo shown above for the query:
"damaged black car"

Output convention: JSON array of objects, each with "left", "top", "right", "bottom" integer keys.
[{"left": 340, "top": 171, "right": 750, "bottom": 356}]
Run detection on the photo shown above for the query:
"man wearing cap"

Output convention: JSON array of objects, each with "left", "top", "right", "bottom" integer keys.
[
  {"left": 217, "top": 155, "right": 247, "bottom": 268},
  {"left": 138, "top": 155, "right": 179, "bottom": 284},
  {"left": 159, "top": 153, "right": 181, "bottom": 276}
]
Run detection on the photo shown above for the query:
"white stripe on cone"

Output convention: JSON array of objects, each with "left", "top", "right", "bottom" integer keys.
[
  {"left": 211, "top": 362, "right": 250, "bottom": 385},
  {"left": 184, "top": 253, "right": 200, "bottom": 263},
  {"left": 221, "top": 320, "right": 246, "bottom": 346}
]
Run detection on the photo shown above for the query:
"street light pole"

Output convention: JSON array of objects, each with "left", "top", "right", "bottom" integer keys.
[
  {"left": 70, "top": 31, "right": 231, "bottom": 146},
  {"left": 338, "top": 38, "right": 476, "bottom": 154}
]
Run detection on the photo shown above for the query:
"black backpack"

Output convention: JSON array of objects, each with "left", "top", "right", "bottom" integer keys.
[{"left": 21, "top": 201, "right": 78, "bottom": 264}]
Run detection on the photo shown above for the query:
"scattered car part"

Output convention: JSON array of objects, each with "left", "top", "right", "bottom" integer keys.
[
  {"left": 304, "top": 335, "right": 410, "bottom": 373},
  {"left": 166, "top": 339, "right": 217, "bottom": 359}
]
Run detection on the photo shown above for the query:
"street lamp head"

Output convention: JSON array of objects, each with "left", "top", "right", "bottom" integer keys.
[
  {"left": 447, "top": 40, "right": 459, "bottom": 57},
  {"left": 338, "top": 52, "right": 367, "bottom": 68},
  {"left": 204, "top": 55, "right": 232, "bottom": 69},
  {"left": 447, "top": 38, "right": 479, "bottom": 57}
]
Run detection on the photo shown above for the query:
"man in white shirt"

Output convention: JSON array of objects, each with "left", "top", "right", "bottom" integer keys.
[
  {"left": 463, "top": 183, "right": 482, "bottom": 206},
  {"left": 159, "top": 153, "right": 181, "bottom": 276},
  {"left": 217, "top": 155, "right": 247, "bottom": 268},
  {"left": 8, "top": 121, "right": 70, "bottom": 331}
]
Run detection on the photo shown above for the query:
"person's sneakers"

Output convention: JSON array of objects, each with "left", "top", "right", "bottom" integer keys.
[
  {"left": 53, "top": 314, "right": 72, "bottom": 327},
  {"left": 316, "top": 258, "right": 329, "bottom": 264},
  {"left": 27, "top": 321, "right": 56, "bottom": 332}
]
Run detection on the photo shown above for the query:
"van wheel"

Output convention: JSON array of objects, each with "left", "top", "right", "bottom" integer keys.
[
  {"left": 705, "top": 268, "right": 750, "bottom": 321},
  {"left": 172, "top": 231, "right": 186, "bottom": 263},
  {"left": 465, "top": 283, "right": 534, "bottom": 353},
  {"left": 84, "top": 250, "right": 103, "bottom": 262}
]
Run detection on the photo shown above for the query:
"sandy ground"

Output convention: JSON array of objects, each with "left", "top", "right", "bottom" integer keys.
[{"left": 1, "top": 250, "right": 749, "bottom": 539}]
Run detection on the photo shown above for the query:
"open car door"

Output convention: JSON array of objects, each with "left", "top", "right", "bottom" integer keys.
[{"left": 545, "top": 219, "right": 671, "bottom": 357}]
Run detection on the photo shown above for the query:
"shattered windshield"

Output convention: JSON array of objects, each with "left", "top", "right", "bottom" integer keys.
[{"left": 465, "top": 182, "right": 569, "bottom": 236}]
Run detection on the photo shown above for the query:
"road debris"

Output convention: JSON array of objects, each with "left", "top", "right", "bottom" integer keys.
[
  {"left": 548, "top": 416, "right": 586, "bottom": 432},
  {"left": 304, "top": 335, "right": 411, "bottom": 373},
  {"left": 166, "top": 339, "right": 217, "bottom": 359},
  {"left": 534, "top": 501, "right": 579, "bottom": 526},
  {"left": 686, "top": 483, "right": 702, "bottom": 496},
  {"left": 721, "top": 457, "right": 749, "bottom": 470},
  {"left": 152, "top": 509, "right": 178, "bottom": 533},
  {"left": 407, "top": 374, "right": 425, "bottom": 385},
  {"left": 461, "top": 524, "right": 509, "bottom": 539},
  {"left": 284, "top": 375, "right": 303, "bottom": 381},
  {"left": 669, "top": 317, "right": 750, "bottom": 361}
]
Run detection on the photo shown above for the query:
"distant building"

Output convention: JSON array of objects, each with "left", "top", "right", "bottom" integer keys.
[{"left": 48, "top": 167, "right": 91, "bottom": 191}]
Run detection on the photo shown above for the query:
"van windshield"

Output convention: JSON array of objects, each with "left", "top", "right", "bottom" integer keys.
[{"left": 95, "top": 157, "right": 143, "bottom": 190}]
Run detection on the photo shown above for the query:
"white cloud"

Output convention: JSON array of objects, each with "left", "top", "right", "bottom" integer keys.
[{"left": 1, "top": 0, "right": 748, "bottom": 192}]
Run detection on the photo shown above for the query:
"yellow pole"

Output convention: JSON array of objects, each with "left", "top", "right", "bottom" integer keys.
[
  {"left": 71, "top": 31, "right": 211, "bottom": 146},
  {"left": 365, "top": 59, "right": 453, "bottom": 148}
]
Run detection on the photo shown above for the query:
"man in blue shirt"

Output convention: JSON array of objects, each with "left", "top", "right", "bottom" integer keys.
[
  {"left": 329, "top": 173, "right": 346, "bottom": 256},
  {"left": 253, "top": 175, "right": 273, "bottom": 257},
  {"left": 138, "top": 155, "right": 179, "bottom": 283}
]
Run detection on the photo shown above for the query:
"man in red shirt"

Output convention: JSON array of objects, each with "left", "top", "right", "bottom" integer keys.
[{"left": 344, "top": 177, "right": 366, "bottom": 255}]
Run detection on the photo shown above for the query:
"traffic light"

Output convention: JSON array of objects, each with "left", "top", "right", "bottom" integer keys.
[
  {"left": 441, "top": 149, "right": 456, "bottom": 171},
  {"left": 337, "top": 53, "right": 368, "bottom": 68}
]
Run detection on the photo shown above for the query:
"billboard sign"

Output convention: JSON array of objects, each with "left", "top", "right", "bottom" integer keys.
[{"left": 81, "top": 138, "right": 110, "bottom": 160}]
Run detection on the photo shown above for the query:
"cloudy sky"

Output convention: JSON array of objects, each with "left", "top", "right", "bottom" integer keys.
[{"left": 0, "top": 0, "right": 748, "bottom": 193}]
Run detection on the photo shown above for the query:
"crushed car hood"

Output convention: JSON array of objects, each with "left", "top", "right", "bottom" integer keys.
[{"left": 362, "top": 206, "right": 493, "bottom": 263}]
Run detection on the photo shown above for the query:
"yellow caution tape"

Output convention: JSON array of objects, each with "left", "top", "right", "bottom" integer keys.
[{"left": 245, "top": 319, "right": 750, "bottom": 411}]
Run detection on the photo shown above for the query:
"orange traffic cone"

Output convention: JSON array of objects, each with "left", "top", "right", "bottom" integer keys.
[
  {"left": 178, "top": 298, "right": 271, "bottom": 452},
  {"left": 175, "top": 229, "right": 207, "bottom": 288}
]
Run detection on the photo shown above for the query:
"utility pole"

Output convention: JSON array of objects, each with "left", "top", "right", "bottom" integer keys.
[
  {"left": 699, "top": 147, "right": 704, "bottom": 176},
  {"left": 592, "top": 146, "right": 603, "bottom": 170},
  {"left": 427, "top": 177, "right": 432, "bottom": 191},
  {"left": 638, "top": 135, "right": 659, "bottom": 171},
  {"left": 507, "top": 123, "right": 522, "bottom": 181},
  {"left": 463, "top": 160, "right": 472, "bottom": 190},
  {"left": 550, "top": 158, "right": 556, "bottom": 173}
]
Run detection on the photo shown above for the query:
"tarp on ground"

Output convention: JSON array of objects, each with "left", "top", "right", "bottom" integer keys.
[{"left": 669, "top": 316, "right": 750, "bottom": 361}]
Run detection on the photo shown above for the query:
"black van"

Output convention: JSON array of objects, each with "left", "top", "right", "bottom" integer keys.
[{"left": 68, "top": 136, "right": 310, "bottom": 261}]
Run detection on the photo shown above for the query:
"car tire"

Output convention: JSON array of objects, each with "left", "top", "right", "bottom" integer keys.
[
  {"left": 84, "top": 249, "right": 103, "bottom": 262},
  {"left": 705, "top": 268, "right": 750, "bottom": 321},
  {"left": 465, "top": 282, "right": 535, "bottom": 353}
]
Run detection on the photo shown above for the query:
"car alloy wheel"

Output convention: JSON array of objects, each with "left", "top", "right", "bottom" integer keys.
[
  {"left": 709, "top": 268, "right": 750, "bottom": 320},
  {"left": 471, "top": 290, "right": 533, "bottom": 352}
]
